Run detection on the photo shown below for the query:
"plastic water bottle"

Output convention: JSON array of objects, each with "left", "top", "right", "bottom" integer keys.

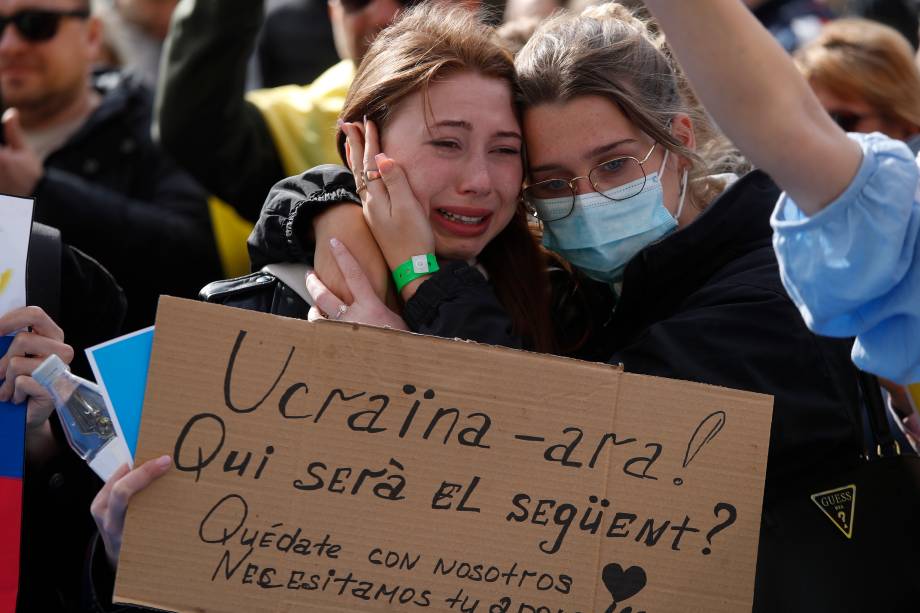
[{"left": 32, "top": 354, "right": 132, "bottom": 481}]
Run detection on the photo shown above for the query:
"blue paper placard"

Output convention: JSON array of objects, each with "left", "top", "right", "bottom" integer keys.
[
  {"left": 0, "top": 336, "right": 26, "bottom": 479},
  {"left": 86, "top": 327, "right": 153, "bottom": 457}
]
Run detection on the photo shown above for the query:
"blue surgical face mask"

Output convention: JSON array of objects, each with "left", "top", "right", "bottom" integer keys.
[{"left": 538, "top": 148, "right": 688, "bottom": 284}]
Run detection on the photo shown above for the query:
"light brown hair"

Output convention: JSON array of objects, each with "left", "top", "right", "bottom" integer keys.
[
  {"left": 795, "top": 18, "right": 920, "bottom": 134},
  {"left": 515, "top": 2, "right": 746, "bottom": 209},
  {"left": 337, "top": 4, "right": 558, "bottom": 353}
]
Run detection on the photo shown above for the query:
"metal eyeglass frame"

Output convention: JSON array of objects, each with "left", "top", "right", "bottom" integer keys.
[{"left": 523, "top": 142, "right": 658, "bottom": 222}]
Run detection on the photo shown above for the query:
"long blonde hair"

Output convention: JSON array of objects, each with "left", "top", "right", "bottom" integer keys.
[
  {"left": 515, "top": 2, "right": 747, "bottom": 209},
  {"left": 795, "top": 18, "right": 920, "bottom": 134}
]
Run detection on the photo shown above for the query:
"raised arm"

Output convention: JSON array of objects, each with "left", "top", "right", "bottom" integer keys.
[
  {"left": 154, "top": 0, "right": 285, "bottom": 220},
  {"left": 642, "top": 0, "right": 862, "bottom": 215}
]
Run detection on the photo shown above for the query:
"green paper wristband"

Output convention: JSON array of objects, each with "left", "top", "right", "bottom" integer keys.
[{"left": 393, "top": 254, "right": 439, "bottom": 292}]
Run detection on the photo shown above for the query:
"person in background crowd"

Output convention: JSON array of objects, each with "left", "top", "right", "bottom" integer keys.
[
  {"left": 256, "top": 0, "right": 339, "bottom": 87},
  {"left": 643, "top": 0, "right": 920, "bottom": 383},
  {"left": 154, "top": 0, "right": 479, "bottom": 221},
  {"left": 746, "top": 0, "right": 835, "bottom": 51},
  {"left": 795, "top": 18, "right": 920, "bottom": 152},
  {"left": 1, "top": 226, "right": 126, "bottom": 612},
  {"left": 0, "top": 0, "right": 221, "bottom": 330},
  {"left": 93, "top": 0, "right": 176, "bottom": 89}
]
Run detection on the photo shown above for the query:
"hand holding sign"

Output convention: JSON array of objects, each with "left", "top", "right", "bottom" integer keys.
[{"left": 91, "top": 455, "right": 172, "bottom": 568}]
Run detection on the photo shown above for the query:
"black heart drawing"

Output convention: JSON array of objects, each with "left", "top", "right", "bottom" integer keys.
[{"left": 602, "top": 563, "right": 647, "bottom": 610}]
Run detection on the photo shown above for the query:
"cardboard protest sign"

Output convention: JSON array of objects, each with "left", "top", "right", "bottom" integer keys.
[{"left": 116, "top": 297, "right": 773, "bottom": 613}]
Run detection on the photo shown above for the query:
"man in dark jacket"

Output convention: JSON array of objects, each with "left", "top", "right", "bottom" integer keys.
[
  {"left": 0, "top": 0, "right": 221, "bottom": 330},
  {"left": 5, "top": 223, "right": 128, "bottom": 613}
]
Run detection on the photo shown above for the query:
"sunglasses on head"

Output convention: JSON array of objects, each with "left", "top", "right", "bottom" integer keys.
[
  {"left": 337, "top": 0, "right": 424, "bottom": 13},
  {"left": 0, "top": 8, "right": 90, "bottom": 42}
]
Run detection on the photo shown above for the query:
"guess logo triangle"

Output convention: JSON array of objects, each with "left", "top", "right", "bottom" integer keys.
[{"left": 810, "top": 484, "right": 856, "bottom": 539}]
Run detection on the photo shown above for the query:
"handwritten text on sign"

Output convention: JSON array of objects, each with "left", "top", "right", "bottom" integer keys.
[{"left": 115, "top": 298, "right": 773, "bottom": 613}]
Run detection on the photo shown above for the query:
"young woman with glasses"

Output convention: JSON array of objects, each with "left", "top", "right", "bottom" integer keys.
[{"left": 308, "top": 5, "right": 867, "bottom": 609}]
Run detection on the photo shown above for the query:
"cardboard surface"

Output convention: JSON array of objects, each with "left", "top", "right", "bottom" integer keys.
[{"left": 116, "top": 297, "right": 774, "bottom": 613}]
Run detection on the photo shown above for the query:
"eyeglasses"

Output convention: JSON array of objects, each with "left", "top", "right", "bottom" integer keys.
[
  {"left": 0, "top": 8, "right": 90, "bottom": 42},
  {"left": 335, "top": 0, "right": 424, "bottom": 14},
  {"left": 829, "top": 111, "right": 873, "bottom": 133},
  {"left": 523, "top": 142, "right": 657, "bottom": 222}
]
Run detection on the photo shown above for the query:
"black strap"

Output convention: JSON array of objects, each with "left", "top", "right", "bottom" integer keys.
[
  {"left": 856, "top": 369, "right": 898, "bottom": 456},
  {"left": 26, "top": 222, "right": 62, "bottom": 323}
]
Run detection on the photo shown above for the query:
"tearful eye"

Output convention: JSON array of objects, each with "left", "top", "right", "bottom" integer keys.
[
  {"left": 599, "top": 158, "right": 626, "bottom": 173},
  {"left": 543, "top": 179, "right": 570, "bottom": 192}
]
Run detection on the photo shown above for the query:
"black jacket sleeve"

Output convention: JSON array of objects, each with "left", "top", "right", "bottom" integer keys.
[
  {"left": 34, "top": 161, "right": 219, "bottom": 328},
  {"left": 248, "top": 165, "right": 361, "bottom": 269},
  {"left": 404, "top": 261, "right": 527, "bottom": 350},
  {"left": 154, "top": 0, "right": 285, "bottom": 220},
  {"left": 18, "top": 244, "right": 126, "bottom": 613}
]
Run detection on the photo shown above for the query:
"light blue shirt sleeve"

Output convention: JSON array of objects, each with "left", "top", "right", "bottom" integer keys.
[{"left": 771, "top": 132, "right": 920, "bottom": 383}]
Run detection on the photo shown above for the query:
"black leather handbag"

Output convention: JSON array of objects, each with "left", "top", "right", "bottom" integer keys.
[{"left": 754, "top": 372, "right": 920, "bottom": 612}]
